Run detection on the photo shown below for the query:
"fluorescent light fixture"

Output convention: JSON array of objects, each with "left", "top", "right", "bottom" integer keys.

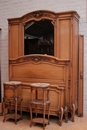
[{"left": 25, "top": 21, "right": 34, "bottom": 30}]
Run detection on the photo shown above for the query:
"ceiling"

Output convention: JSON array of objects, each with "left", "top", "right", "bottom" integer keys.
[{"left": 24, "top": 19, "right": 54, "bottom": 38}]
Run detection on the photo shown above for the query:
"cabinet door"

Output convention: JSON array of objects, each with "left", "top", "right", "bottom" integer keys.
[
  {"left": 78, "top": 35, "right": 84, "bottom": 116},
  {"left": 9, "top": 23, "right": 24, "bottom": 58},
  {"left": 56, "top": 18, "right": 71, "bottom": 59},
  {"left": 9, "top": 24, "right": 19, "bottom": 58}
]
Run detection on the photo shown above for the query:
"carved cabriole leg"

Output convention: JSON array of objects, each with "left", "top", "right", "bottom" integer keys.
[
  {"left": 59, "top": 107, "right": 64, "bottom": 126},
  {"left": 56, "top": 107, "right": 64, "bottom": 126},
  {"left": 15, "top": 98, "right": 17, "bottom": 124}
]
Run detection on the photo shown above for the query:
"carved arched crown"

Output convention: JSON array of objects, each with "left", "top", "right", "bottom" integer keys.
[{"left": 21, "top": 10, "right": 56, "bottom": 23}]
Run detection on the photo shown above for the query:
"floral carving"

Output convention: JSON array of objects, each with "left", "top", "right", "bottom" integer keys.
[{"left": 33, "top": 11, "right": 43, "bottom": 18}]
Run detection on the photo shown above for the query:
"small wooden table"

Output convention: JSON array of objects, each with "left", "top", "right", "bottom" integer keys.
[
  {"left": 3, "top": 81, "right": 23, "bottom": 124},
  {"left": 30, "top": 83, "right": 50, "bottom": 130}
]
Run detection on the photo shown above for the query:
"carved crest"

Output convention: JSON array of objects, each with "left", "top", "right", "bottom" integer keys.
[{"left": 33, "top": 11, "right": 43, "bottom": 18}]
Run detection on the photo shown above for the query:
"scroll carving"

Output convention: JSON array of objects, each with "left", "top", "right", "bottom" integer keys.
[
  {"left": 24, "top": 11, "right": 55, "bottom": 21},
  {"left": 33, "top": 11, "right": 43, "bottom": 18},
  {"left": 9, "top": 55, "right": 69, "bottom": 65}
]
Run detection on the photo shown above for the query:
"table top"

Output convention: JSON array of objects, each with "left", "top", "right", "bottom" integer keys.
[
  {"left": 30, "top": 83, "right": 50, "bottom": 88},
  {"left": 4, "top": 81, "right": 22, "bottom": 85}
]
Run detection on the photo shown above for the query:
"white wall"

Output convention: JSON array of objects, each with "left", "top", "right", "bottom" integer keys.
[{"left": 0, "top": 0, "right": 87, "bottom": 114}]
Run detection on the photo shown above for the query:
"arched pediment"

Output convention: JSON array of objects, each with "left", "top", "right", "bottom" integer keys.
[{"left": 21, "top": 10, "right": 56, "bottom": 24}]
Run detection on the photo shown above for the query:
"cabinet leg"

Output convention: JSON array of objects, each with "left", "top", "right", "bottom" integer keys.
[
  {"left": 71, "top": 103, "right": 75, "bottom": 122},
  {"left": 56, "top": 107, "right": 63, "bottom": 126},
  {"left": 43, "top": 105, "right": 46, "bottom": 129},
  {"left": 59, "top": 107, "right": 63, "bottom": 126}
]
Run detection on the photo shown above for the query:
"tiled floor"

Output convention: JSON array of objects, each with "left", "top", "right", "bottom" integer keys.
[{"left": 0, "top": 113, "right": 87, "bottom": 130}]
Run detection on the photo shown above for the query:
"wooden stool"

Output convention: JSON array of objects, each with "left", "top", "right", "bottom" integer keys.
[
  {"left": 30, "top": 83, "right": 50, "bottom": 130},
  {"left": 3, "top": 81, "right": 23, "bottom": 124}
]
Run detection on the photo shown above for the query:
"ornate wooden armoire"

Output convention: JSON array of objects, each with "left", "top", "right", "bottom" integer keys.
[{"left": 7, "top": 10, "right": 84, "bottom": 120}]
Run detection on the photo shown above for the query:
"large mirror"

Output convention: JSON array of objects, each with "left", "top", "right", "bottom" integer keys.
[{"left": 24, "top": 19, "right": 54, "bottom": 56}]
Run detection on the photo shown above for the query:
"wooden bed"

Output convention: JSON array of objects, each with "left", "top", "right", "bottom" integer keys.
[{"left": 9, "top": 54, "right": 70, "bottom": 124}]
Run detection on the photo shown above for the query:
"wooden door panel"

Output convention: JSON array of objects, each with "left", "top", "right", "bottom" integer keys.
[
  {"left": 9, "top": 25, "right": 19, "bottom": 58},
  {"left": 58, "top": 19, "right": 71, "bottom": 59}
]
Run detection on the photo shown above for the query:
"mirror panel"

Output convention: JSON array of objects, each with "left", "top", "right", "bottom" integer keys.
[{"left": 24, "top": 19, "right": 54, "bottom": 55}]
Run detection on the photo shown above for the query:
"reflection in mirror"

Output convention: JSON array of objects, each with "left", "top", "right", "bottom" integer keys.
[{"left": 24, "top": 19, "right": 54, "bottom": 55}]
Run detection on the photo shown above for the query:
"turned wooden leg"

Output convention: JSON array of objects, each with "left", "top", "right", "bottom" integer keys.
[
  {"left": 48, "top": 103, "right": 50, "bottom": 125},
  {"left": 30, "top": 105, "right": 32, "bottom": 127},
  {"left": 43, "top": 105, "right": 46, "bottom": 130},
  {"left": 15, "top": 99, "right": 17, "bottom": 124}
]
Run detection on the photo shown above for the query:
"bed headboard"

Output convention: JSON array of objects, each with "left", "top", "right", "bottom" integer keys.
[
  {"left": 9, "top": 54, "right": 69, "bottom": 86},
  {"left": 9, "top": 54, "right": 70, "bottom": 113}
]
